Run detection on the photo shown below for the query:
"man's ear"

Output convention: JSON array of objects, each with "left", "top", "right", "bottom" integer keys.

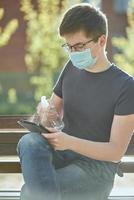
[{"left": 98, "top": 35, "right": 107, "bottom": 47}]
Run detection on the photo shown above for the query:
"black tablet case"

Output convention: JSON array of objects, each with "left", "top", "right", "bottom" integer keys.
[{"left": 18, "top": 120, "right": 51, "bottom": 133}]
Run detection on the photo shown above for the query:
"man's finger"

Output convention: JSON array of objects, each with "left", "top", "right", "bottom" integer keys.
[{"left": 42, "top": 133, "right": 57, "bottom": 139}]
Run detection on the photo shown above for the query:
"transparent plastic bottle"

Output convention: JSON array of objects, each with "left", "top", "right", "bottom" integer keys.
[
  {"left": 40, "top": 96, "right": 64, "bottom": 131},
  {"left": 29, "top": 96, "right": 48, "bottom": 124}
]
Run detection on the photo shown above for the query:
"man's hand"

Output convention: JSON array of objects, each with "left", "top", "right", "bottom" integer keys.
[{"left": 42, "top": 131, "right": 73, "bottom": 150}]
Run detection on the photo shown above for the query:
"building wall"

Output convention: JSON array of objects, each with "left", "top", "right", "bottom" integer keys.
[
  {"left": 101, "top": 0, "right": 128, "bottom": 61},
  {"left": 0, "top": 0, "right": 26, "bottom": 72}
]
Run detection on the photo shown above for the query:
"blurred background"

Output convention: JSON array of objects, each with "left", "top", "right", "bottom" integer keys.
[
  {"left": 0, "top": 0, "right": 134, "bottom": 115},
  {"left": 0, "top": 0, "right": 134, "bottom": 196}
]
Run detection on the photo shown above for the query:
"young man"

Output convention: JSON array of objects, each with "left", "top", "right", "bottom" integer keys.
[{"left": 17, "top": 3, "right": 134, "bottom": 200}]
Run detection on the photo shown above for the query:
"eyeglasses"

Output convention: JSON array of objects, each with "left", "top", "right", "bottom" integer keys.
[{"left": 62, "top": 38, "right": 96, "bottom": 52}]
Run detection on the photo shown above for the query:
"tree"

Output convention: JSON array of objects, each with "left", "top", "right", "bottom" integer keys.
[
  {"left": 0, "top": 8, "right": 18, "bottom": 47},
  {"left": 112, "top": 0, "right": 134, "bottom": 76},
  {"left": 20, "top": 0, "right": 80, "bottom": 100}
]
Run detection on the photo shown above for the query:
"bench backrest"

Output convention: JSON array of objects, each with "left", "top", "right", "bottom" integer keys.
[
  {"left": 0, "top": 115, "right": 134, "bottom": 155},
  {"left": 0, "top": 115, "right": 30, "bottom": 155},
  {"left": 0, "top": 115, "right": 134, "bottom": 173}
]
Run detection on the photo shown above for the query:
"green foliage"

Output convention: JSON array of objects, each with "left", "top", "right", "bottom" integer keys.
[
  {"left": 0, "top": 101, "right": 35, "bottom": 115},
  {"left": 112, "top": 0, "right": 134, "bottom": 76},
  {"left": 1, "top": 1, "right": 83, "bottom": 115},
  {"left": 7, "top": 88, "right": 17, "bottom": 104},
  {"left": 20, "top": 0, "right": 70, "bottom": 100},
  {"left": 0, "top": 72, "right": 35, "bottom": 115},
  {"left": 0, "top": 8, "right": 18, "bottom": 47}
]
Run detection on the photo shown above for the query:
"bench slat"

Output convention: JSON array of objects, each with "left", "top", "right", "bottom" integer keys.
[
  {"left": 0, "top": 115, "right": 31, "bottom": 129},
  {"left": 0, "top": 191, "right": 20, "bottom": 200},
  {"left": 0, "top": 160, "right": 134, "bottom": 173},
  {"left": 0, "top": 144, "right": 20, "bottom": 155},
  {"left": 0, "top": 131, "right": 133, "bottom": 156},
  {"left": 109, "top": 198, "right": 134, "bottom": 200},
  {"left": 0, "top": 112, "right": 134, "bottom": 200},
  {"left": 0, "top": 161, "right": 21, "bottom": 173},
  {"left": 120, "top": 161, "right": 134, "bottom": 173},
  {"left": 0, "top": 132, "right": 27, "bottom": 155},
  {"left": 0, "top": 132, "right": 26, "bottom": 144}
]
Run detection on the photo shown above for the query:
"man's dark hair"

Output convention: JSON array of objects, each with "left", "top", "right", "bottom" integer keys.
[{"left": 59, "top": 3, "right": 108, "bottom": 41}]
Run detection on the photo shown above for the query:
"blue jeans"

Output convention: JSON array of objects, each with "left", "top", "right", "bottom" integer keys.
[{"left": 17, "top": 132, "right": 114, "bottom": 200}]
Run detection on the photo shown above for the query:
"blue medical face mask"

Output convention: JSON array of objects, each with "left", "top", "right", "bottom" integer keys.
[{"left": 69, "top": 48, "right": 97, "bottom": 70}]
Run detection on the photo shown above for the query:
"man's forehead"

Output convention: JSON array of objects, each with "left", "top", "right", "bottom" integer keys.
[{"left": 62, "top": 31, "right": 90, "bottom": 45}]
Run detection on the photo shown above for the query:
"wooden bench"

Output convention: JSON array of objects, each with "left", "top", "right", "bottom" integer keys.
[{"left": 0, "top": 115, "right": 134, "bottom": 200}]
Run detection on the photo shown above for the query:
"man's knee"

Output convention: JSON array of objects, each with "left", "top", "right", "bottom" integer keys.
[{"left": 17, "top": 132, "right": 51, "bottom": 156}]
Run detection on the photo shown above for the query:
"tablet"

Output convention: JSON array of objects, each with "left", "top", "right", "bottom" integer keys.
[{"left": 17, "top": 120, "right": 51, "bottom": 133}]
